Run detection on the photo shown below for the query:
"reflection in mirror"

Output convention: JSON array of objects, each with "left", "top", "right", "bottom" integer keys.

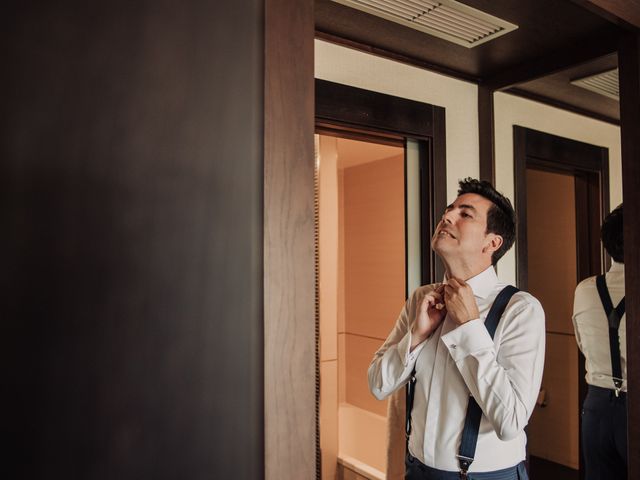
[
  {"left": 513, "top": 126, "right": 622, "bottom": 479},
  {"left": 572, "top": 204, "right": 626, "bottom": 480},
  {"left": 525, "top": 170, "right": 580, "bottom": 479}
]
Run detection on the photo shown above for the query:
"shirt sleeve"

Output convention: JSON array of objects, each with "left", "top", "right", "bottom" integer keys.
[
  {"left": 572, "top": 281, "right": 588, "bottom": 354},
  {"left": 368, "top": 286, "right": 433, "bottom": 401},
  {"left": 440, "top": 294, "right": 546, "bottom": 441}
]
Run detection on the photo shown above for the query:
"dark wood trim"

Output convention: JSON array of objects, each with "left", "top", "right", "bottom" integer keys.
[
  {"left": 431, "top": 106, "right": 447, "bottom": 283},
  {"left": 521, "top": 129, "right": 611, "bottom": 173},
  {"left": 315, "top": 30, "right": 481, "bottom": 84},
  {"left": 264, "top": 0, "right": 316, "bottom": 478},
  {"left": 513, "top": 126, "right": 529, "bottom": 291},
  {"left": 419, "top": 138, "right": 434, "bottom": 285},
  {"left": 505, "top": 88, "right": 621, "bottom": 126},
  {"left": 415, "top": 112, "right": 447, "bottom": 286},
  {"left": 618, "top": 30, "right": 640, "bottom": 479},
  {"left": 571, "top": 0, "right": 640, "bottom": 30},
  {"left": 316, "top": 79, "right": 436, "bottom": 139},
  {"left": 484, "top": 32, "right": 620, "bottom": 91},
  {"left": 478, "top": 86, "right": 496, "bottom": 184},
  {"left": 419, "top": 135, "right": 447, "bottom": 284},
  {"left": 315, "top": 123, "right": 405, "bottom": 147}
]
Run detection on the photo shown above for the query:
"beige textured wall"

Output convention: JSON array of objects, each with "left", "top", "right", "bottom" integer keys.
[{"left": 525, "top": 169, "right": 579, "bottom": 469}]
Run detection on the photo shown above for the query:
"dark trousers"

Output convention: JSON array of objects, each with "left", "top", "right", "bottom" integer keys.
[
  {"left": 582, "top": 385, "right": 627, "bottom": 480},
  {"left": 405, "top": 453, "right": 528, "bottom": 480}
]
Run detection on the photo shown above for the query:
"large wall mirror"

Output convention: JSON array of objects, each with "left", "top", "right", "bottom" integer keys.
[{"left": 313, "top": 1, "right": 632, "bottom": 479}]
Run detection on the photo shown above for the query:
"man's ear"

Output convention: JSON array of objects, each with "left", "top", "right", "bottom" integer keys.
[{"left": 483, "top": 233, "right": 503, "bottom": 256}]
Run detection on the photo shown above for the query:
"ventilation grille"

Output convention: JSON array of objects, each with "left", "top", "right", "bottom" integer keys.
[
  {"left": 571, "top": 69, "right": 619, "bottom": 100},
  {"left": 331, "top": 0, "right": 518, "bottom": 48}
]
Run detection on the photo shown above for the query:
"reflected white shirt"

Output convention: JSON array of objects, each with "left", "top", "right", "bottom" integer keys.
[
  {"left": 368, "top": 266, "right": 546, "bottom": 472},
  {"left": 572, "top": 262, "right": 626, "bottom": 392}
]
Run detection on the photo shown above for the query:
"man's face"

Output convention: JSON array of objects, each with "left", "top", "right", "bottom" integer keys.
[{"left": 431, "top": 193, "right": 498, "bottom": 263}]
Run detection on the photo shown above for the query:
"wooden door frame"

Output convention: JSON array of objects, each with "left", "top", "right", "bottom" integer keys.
[
  {"left": 514, "top": 126, "right": 610, "bottom": 290},
  {"left": 513, "top": 125, "right": 610, "bottom": 479}
]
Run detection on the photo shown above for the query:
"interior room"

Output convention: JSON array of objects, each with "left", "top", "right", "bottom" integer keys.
[
  {"left": 4, "top": 1, "right": 639, "bottom": 480},
  {"left": 314, "top": 21, "right": 622, "bottom": 477}
]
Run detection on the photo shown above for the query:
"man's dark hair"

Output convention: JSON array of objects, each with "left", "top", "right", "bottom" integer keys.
[
  {"left": 457, "top": 177, "right": 516, "bottom": 266},
  {"left": 601, "top": 204, "right": 623, "bottom": 263}
]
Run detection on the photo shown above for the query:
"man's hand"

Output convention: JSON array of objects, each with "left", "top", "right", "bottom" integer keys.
[
  {"left": 444, "top": 277, "right": 480, "bottom": 326},
  {"left": 410, "top": 285, "right": 447, "bottom": 350}
]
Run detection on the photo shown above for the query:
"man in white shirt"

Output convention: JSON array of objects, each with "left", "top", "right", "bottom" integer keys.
[
  {"left": 572, "top": 204, "right": 626, "bottom": 480},
  {"left": 368, "top": 178, "right": 545, "bottom": 479}
]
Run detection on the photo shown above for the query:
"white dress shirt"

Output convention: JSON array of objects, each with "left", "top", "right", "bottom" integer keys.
[
  {"left": 572, "top": 262, "right": 626, "bottom": 392},
  {"left": 368, "top": 266, "right": 546, "bottom": 472}
]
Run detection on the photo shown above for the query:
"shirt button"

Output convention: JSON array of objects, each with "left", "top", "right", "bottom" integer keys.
[{"left": 450, "top": 344, "right": 457, "bottom": 349}]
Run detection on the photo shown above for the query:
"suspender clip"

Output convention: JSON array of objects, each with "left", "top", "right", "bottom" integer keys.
[
  {"left": 456, "top": 454, "right": 473, "bottom": 479},
  {"left": 613, "top": 377, "right": 624, "bottom": 397}
]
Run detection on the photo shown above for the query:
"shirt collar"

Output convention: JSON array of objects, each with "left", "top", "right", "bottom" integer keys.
[
  {"left": 443, "top": 265, "right": 498, "bottom": 299},
  {"left": 609, "top": 261, "right": 624, "bottom": 273}
]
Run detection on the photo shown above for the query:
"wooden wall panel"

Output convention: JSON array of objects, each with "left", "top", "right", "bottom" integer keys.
[
  {"left": 526, "top": 170, "right": 579, "bottom": 469},
  {"left": 528, "top": 334, "right": 580, "bottom": 469},
  {"left": 344, "top": 334, "right": 388, "bottom": 417},
  {"left": 2, "top": 1, "right": 264, "bottom": 478},
  {"left": 618, "top": 31, "right": 640, "bottom": 479},
  {"left": 343, "top": 156, "right": 406, "bottom": 341},
  {"left": 526, "top": 170, "right": 577, "bottom": 335},
  {"left": 264, "top": 0, "right": 316, "bottom": 478}
]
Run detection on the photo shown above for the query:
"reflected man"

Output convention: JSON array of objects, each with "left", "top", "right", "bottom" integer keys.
[{"left": 573, "top": 204, "right": 626, "bottom": 480}]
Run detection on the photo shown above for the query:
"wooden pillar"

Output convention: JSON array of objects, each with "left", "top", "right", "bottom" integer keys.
[
  {"left": 478, "top": 85, "right": 496, "bottom": 184},
  {"left": 618, "top": 30, "right": 640, "bottom": 479},
  {"left": 264, "top": 0, "right": 316, "bottom": 478}
]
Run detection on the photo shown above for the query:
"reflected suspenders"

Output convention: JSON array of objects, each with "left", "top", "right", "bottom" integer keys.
[
  {"left": 595, "top": 275, "right": 626, "bottom": 397},
  {"left": 405, "top": 285, "right": 519, "bottom": 478}
]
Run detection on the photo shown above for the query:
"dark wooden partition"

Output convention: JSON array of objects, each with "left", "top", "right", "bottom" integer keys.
[
  {"left": 264, "top": 0, "right": 316, "bottom": 478},
  {"left": 619, "top": 31, "right": 640, "bottom": 478},
  {"left": 2, "top": 1, "right": 265, "bottom": 478}
]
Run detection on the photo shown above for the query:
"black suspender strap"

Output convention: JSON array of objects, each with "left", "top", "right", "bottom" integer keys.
[
  {"left": 457, "top": 285, "right": 519, "bottom": 478},
  {"left": 406, "top": 368, "right": 416, "bottom": 440},
  {"left": 595, "top": 275, "right": 626, "bottom": 396}
]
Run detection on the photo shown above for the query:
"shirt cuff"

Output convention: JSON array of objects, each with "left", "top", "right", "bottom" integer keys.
[
  {"left": 441, "top": 318, "right": 494, "bottom": 362},
  {"left": 397, "top": 330, "right": 427, "bottom": 367}
]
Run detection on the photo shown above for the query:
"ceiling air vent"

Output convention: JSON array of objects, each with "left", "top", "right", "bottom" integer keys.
[
  {"left": 331, "top": 0, "right": 518, "bottom": 48},
  {"left": 571, "top": 69, "right": 619, "bottom": 101}
]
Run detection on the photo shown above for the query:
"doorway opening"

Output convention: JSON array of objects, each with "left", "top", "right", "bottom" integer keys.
[
  {"left": 317, "top": 134, "right": 405, "bottom": 479},
  {"left": 315, "top": 80, "right": 447, "bottom": 479},
  {"left": 514, "top": 126, "right": 609, "bottom": 480}
]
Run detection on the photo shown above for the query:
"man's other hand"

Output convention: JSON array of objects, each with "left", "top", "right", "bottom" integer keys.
[
  {"left": 444, "top": 278, "right": 480, "bottom": 326},
  {"left": 411, "top": 285, "right": 447, "bottom": 350}
]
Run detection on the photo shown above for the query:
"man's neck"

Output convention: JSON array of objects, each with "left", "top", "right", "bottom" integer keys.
[{"left": 442, "top": 258, "right": 492, "bottom": 281}]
